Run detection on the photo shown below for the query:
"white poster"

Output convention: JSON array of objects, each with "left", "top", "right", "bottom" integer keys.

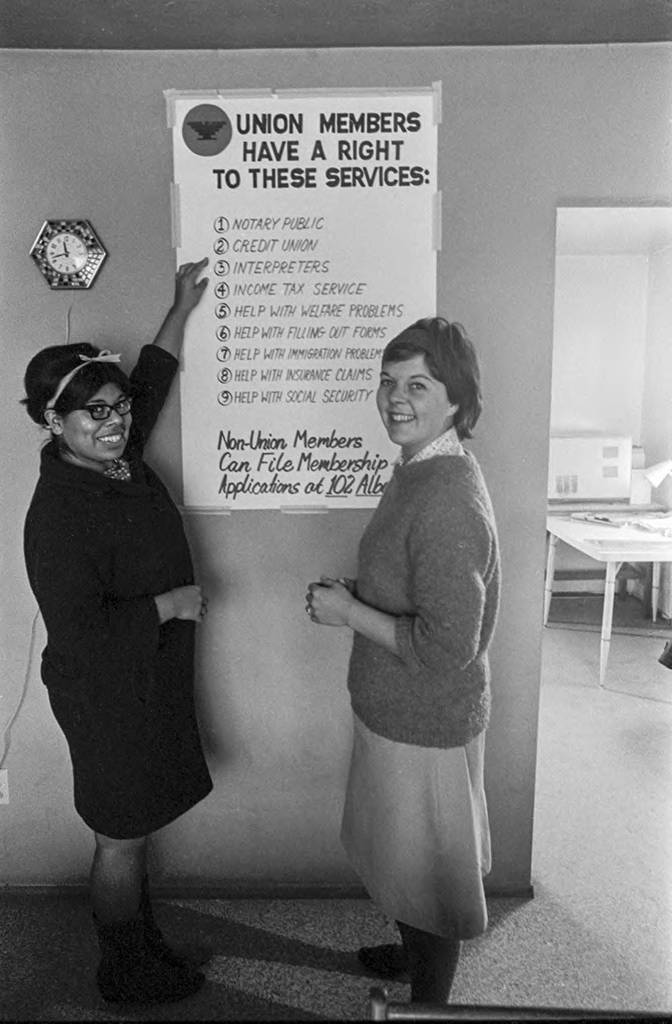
[{"left": 167, "top": 86, "right": 440, "bottom": 510}]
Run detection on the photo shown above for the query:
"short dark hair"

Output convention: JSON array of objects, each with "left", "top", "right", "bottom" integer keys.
[
  {"left": 21, "top": 343, "right": 131, "bottom": 426},
  {"left": 381, "top": 317, "right": 482, "bottom": 438}
]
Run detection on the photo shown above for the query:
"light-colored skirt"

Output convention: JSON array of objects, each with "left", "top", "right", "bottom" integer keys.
[{"left": 341, "top": 713, "right": 491, "bottom": 939}]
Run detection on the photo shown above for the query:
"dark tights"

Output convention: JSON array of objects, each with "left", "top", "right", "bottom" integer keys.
[{"left": 396, "top": 919, "right": 461, "bottom": 1004}]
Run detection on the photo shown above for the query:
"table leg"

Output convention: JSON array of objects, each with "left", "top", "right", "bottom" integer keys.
[
  {"left": 651, "top": 562, "right": 661, "bottom": 623},
  {"left": 544, "top": 533, "right": 558, "bottom": 625},
  {"left": 600, "top": 561, "right": 622, "bottom": 686}
]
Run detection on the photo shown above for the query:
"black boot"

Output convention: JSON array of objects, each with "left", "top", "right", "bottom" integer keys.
[
  {"left": 358, "top": 943, "right": 409, "bottom": 980},
  {"left": 94, "top": 913, "right": 205, "bottom": 1005},
  {"left": 397, "top": 920, "right": 461, "bottom": 1004},
  {"left": 140, "top": 877, "right": 210, "bottom": 967}
]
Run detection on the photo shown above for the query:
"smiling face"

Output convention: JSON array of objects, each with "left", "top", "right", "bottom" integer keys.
[
  {"left": 376, "top": 354, "right": 458, "bottom": 461},
  {"left": 45, "top": 382, "right": 132, "bottom": 473}
]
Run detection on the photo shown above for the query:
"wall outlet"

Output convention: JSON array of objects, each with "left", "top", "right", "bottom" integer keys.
[{"left": 0, "top": 769, "right": 8, "bottom": 804}]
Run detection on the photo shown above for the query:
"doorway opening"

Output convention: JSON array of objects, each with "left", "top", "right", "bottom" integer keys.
[{"left": 546, "top": 204, "right": 672, "bottom": 633}]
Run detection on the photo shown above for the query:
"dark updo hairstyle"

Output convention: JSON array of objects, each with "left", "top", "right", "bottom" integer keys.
[
  {"left": 21, "top": 343, "right": 131, "bottom": 427},
  {"left": 381, "top": 317, "right": 482, "bottom": 439}
]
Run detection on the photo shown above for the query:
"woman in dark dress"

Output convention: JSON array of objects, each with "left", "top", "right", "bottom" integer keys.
[{"left": 22, "top": 259, "right": 213, "bottom": 1006}]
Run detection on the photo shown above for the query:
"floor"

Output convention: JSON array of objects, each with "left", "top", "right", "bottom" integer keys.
[{"left": 1, "top": 612, "right": 671, "bottom": 1020}]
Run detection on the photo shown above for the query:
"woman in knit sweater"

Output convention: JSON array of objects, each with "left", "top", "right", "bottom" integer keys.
[
  {"left": 306, "top": 317, "right": 500, "bottom": 1005},
  {"left": 22, "top": 260, "right": 213, "bottom": 1006}
]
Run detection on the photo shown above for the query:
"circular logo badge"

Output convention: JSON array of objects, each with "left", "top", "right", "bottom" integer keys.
[{"left": 182, "top": 104, "right": 233, "bottom": 156}]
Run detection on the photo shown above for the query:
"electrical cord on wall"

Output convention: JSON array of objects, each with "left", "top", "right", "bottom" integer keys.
[
  {"left": 1, "top": 305, "right": 77, "bottom": 771},
  {"left": 65, "top": 302, "right": 73, "bottom": 345},
  {"left": 0, "top": 609, "right": 40, "bottom": 771}
]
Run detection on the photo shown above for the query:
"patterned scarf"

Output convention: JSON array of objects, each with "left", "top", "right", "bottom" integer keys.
[{"left": 104, "top": 458, "right": 132, "bottom": 482}]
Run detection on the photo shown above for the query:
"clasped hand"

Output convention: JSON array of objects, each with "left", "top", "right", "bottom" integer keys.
[{"left": 305, "top": 576, "right": 355, "bottom": 627}]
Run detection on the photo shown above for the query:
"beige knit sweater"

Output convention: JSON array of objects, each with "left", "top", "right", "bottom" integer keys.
[{"left": 347, "top": 449, "right": 501, "bottom": 748}]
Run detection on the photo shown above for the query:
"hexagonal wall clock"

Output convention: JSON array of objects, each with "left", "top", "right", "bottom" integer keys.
[{"left": 30, "top": 219, "right": 108, "bottom": 289}]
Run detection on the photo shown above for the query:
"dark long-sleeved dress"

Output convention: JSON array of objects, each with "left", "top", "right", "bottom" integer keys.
[{"left": 24, "top": 345, "right": 213, "bottom": 839}]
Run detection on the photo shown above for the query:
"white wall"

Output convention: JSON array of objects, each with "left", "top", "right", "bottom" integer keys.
[
  {"left": 1, "top": 44, "right": 671, "bottom": 893},
  {"left": 550, "top": 254, "right": 649, "bottom": 439},
  {"left": 642, "top": 243, "right": 672, "bottom": 613},
  {"left": 642, "top": 244, "right": 672, "bottom": 468}
]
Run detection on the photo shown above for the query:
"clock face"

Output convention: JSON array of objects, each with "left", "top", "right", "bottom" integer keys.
[
  {"left": 30, "top": 220, "right": 107, "bottom": 289},
  {"left": 45, "top": 232, "right": 89, "bottom": 275}
]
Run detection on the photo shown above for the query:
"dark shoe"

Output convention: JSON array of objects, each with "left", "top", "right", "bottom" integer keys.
[
  {"left": 141, "top": 878, "right": 211, "bottom": 968},
  {"left": 358, "top": 943, "right": 409, "bottom": 980},
  {"left": 94, "top": 914, "right": 205, "bottom": 1005}
]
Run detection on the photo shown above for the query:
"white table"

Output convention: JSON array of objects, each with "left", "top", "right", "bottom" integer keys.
[{"left": 545, "top": 516, "right": 672, "bottom": 685}]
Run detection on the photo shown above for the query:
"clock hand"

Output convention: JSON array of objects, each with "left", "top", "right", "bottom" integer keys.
[{"left": 62, "top": 239, "right": 70, "bottom": 256}]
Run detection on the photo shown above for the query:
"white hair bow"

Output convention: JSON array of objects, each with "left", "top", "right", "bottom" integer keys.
[{"left": 45, "top": 350, "right": 123, "bottom": 411}]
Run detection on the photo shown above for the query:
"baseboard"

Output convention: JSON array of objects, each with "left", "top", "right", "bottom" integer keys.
[
  {"left": 0, "top": 880, "right": 535, "bottom": 900},
  {"left": 0, "top": 882, "right": 368, "bottom": 899},
  {"left": 485, "top": 881, "right": 535, "bottom": 899},
  {"left": 152, "top": 882, "right": 372, "bottom": 899}
]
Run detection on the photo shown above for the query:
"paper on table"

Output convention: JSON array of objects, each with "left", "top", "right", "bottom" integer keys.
[
  {"left": 628, "top": 515, "right": 672, "bottom": 536},
  {"left": 571, "top": 513, "right": 627, "bottom": 527},
  {"left": 570, "top": 512, "right": 672, "bottom": 535}
]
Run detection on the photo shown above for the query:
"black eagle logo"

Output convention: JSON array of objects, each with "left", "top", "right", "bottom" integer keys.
[{"left": 187, "top": 119, "right": 227, "bottom": 141}]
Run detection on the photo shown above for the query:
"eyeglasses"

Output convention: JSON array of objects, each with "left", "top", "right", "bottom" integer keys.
[{"left": 82, "top": 397, "right": 133, "bottom": 421}]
